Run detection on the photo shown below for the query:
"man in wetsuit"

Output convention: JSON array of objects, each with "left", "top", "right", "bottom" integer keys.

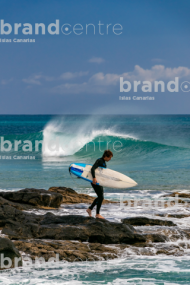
[{"left": 86, "top": 150, "right": 113, "bottom": 219}]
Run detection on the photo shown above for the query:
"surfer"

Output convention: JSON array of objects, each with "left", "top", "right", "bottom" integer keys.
[{"left": 86, "top": 150, "right": 113, "bottom": 219}]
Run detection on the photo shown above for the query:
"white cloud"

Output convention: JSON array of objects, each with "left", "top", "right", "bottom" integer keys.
[
  {"left": 22, "top": 65, "right": 190, "bottom": 94},
  {"left": 122, "top": 65, "right": 190, "bottom": 82},
  {"left": 22, "top": 74, "right": 54, "bottom": 85},
  {"left": 50, "top": 65, "right": 190, "bottom": 94},
  {"left": 23, "top": 74, "right": 44, "bottom": 85},
  {"left": 88, "top": 57, "right": 105, "bottom": 64},
  {"left": 59, "top": 71, "right": 89, "bottom": 80}
]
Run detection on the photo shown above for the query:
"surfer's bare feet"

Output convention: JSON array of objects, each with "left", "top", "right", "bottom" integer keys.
[
  {"left": 86, "top": 208, "right": 92, "bottom": 217},
  {"left": 96, "top": 214, "right": 105, "bottom": 219}
]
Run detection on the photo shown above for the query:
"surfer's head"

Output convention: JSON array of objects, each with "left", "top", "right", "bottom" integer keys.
[{"left": 103, "top": 150, "right": 113, "bottom": 161}]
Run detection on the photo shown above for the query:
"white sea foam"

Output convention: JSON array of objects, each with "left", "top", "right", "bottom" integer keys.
[
  {"left": 42, "top": 118, "right": 138, "bottom": 157},
  {"left": 0, "top": 256, "right": 189, "bottom": 284},
  {"left": 0, "top": 188, "right": 21, "bottom": 192}
]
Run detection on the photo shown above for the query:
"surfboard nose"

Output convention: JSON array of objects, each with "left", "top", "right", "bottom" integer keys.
[{"left": 68, "top": 163, "right": 73, "bottom": 173}]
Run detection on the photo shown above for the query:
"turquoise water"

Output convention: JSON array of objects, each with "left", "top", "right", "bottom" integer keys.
[
  {"left": 0, "top": 115, "right": 190, "bottom": 190},
  {"left": 1, "top": 257, "right": 190, "bottom": 284},
  {"left": 1, "top": 115, "right": 190, "bottom": 284}
]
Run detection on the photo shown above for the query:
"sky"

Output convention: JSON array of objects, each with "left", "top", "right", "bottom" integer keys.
[{"left": 0, "top": 0, "right": 190, "bottom": 114}]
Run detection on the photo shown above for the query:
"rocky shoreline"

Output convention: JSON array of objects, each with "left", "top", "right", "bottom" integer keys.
[{"left": 1, "top": 187, "right": 190, "bottom": 270}]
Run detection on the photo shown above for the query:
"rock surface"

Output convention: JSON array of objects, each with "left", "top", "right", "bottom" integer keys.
[
  {"left": 156, "top": 213, "right": 190, "bottom": 219},
  {"left": 13, "top": 239, "right": 118, "bottom": 262},
  {"left": 0, "top": 196, "right": 28, "bottom": 211},
  {"left": 0, "top": 186, "right": 116, "bottom": 212},
  {"left": 0, "top": 237, "right": 22, "bottom": 270},
  {"left": 122, "top": 216, "right": 177, "bottom": 227},
  {"left": 48, "top": 186, "right": 116, "bottom": 204},
  {"left": 1, "top": 206, "right": 146, "bottom": 244},
  {"left": 0, "top": 188, "right": 63, "bottom": 209},
  {"left": 163, "top": 192, "right": 190, "bottom": 199},
  {"left": 1, "top": 187, "right": 190, "bottom": 269}
]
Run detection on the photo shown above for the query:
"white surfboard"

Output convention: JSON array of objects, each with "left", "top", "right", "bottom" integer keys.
[{"left": 69, "top": 163, "right": 137, "bottom": 189}]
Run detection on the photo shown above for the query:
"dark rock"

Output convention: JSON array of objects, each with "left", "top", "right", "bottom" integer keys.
[
  {"left": 156, "top": 244, "right": 181, "bottom": 255},
  {"left": 0, "top": 196, "right": 25, "bottom": 211},
  {"left": 1, "top": 206, "right": 145, "bottom": 244},
  {"left": 156, "top": 213, "right": 190, "bottom": 219},
  {"left": 163, "top": 192, "right": 190, "bottom": 199},
  {"left": 145, "top": 233, "right": 169, "bottom": 243},
  {"left": 38, "top": 214, "right": 145, "bottom": 244},
  {"left": 162, "top": 192, "right": 190, "bottom": 205},
  {"left": 48, "top": 186, "right": 117, "bottom": 205},
  {"left": 0, "top": 204, "right": 42, "bottom": 228},
  {"left": 122, "top": 216, "right": 176, "bottom": 227},
  {"left": 0, "top": 188, "right": 63, "bottom": 208},
  {"left": 0, "top": 237, "right": 22, "bottom": 270},
  {"left": 0, "top": 196, "right": 40, "bottom": 211}
]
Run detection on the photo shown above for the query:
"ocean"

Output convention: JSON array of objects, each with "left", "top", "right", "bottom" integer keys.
[{"left": 1, "top": 115, "right": 190, "bottom": 284}]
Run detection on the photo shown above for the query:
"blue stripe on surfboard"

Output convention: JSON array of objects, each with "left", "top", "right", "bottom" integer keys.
[
  {"left": 70, "top": 167, "right": 83, "bottom": 174},
  {"left": 69, "top": 163, "right": 100, "bottom": 185}
]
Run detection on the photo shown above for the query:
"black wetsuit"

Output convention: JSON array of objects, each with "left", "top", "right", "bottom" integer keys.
[{"left": 89, "top": 157, "right": 106, "bottom": 214}]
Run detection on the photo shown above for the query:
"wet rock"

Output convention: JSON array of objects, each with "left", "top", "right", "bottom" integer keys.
[
  {"left": 155, "top": 244, "right": 181, "bottom": 255},
  {"left": 162, "top": 192, "right": 190, "bottom": 205},
  {"left": 122, "top": 216, "right": 176, "bottom": 227},
  {"left": 161, "top": 213, "right": 190, "bottom": 219},
  {"left": 0, "top": 196, "right": 27, "bottom": 211},
  {"left": 0, "top": 237, "right": 22, "bottom": 270},
  {"left": 163, "top": 192, "right": 190, "bottom": 199},
  {"left": 13, "top": 239, "right": 118, "bottom": 262},
  {"left": 37, "top": 214, "right": 146, "bottom": 244},
  {"left": 145, "top": 233, "right": 169, "bottom": 243},
  {"left": 1, "top": 206, "right": 145, "bottom": 244},
  {"left": 0, "top": 188, "right": 63, "bottom": 208},
  {"left": 180, "top": 229, "right": 190, "bottom": 240},
  {"left": 156, "top": 213, "right": 190, "bottom": 219},
  {"left": 168, "top": 214, "right": 190, "bottom": 218},
  {"left": 140, "top": 226, "right": 190, "bottom": 242},
  {"left": 0, "top": 205, "right": 42, "bottom": 228},
  {"left": 48, "top": 186, "right": 116, "bottom": 205}
]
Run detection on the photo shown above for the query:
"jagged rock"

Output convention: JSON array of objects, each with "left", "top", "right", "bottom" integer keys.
[
  {"left": 156, "top": 213, "right": 190, "bottom": 219},
  {"left": 163, "top": 192, "right": 190, "bottom": 199},
  {"left": 0, "top": 237, "right": 22, "bottom": 270},
  {"left": 13, "top": 239, "right": 118, "bottom": 262},
  {"left": 0, "top": 196, "right": 27, "bottom": 211},
  {"left": 1, "top": 206, "right": 145, "bottom": 244},
  {"left": 35, "top": 214, "right": 146, "bottom": 244},
  {"left": 0, "top": 196, "right": 42, "bottom": 211},
  {"left": 155, "top": 244, "right": 182, "bottom": 255},
  {"left": 0, "top": 188, "right": 63, "bottom": 208},
  {"left": 145, "top": 233, "right": 169, "bottom": 243},
  {"left": 48, "top": 186, "right": 116, "bottom": 204},
  {"left": 122, "top": 216, "right": 176, "bottom": 226},
  {"left": 0, "top": 205, "right": 42, "bottom": 228},
  {"left": 161, "top": 192, "right": 190, "bottom": 205}
]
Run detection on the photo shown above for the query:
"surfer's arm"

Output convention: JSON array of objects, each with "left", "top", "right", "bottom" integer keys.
[{"left": 91, "top": 159, "right": 100, "bottom": 178}]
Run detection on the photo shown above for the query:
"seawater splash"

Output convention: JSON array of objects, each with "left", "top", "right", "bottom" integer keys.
[
  {"left": 41, "top": 116, "right": 190, "bottom": 175},
  {"left": 42, "top": 117, "right": 137, "bottom": 157},
  {"left": 1, "top": 256, "right": 190, "bottom": 284}
]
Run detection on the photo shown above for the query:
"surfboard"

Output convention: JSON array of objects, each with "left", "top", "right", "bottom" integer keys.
[{"left": 69, "top": 163, "right": 137, "bottom": 188}]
